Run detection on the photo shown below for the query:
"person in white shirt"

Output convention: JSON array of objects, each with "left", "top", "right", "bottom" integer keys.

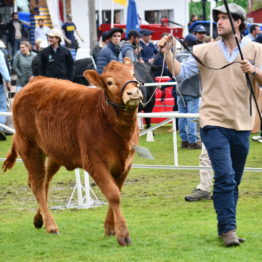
[
  {"left": 34, "top": 19, "right": 50, "bottom": 42},
  {"left": 243, "top": 24, "right": 260, "bottom": 41}
]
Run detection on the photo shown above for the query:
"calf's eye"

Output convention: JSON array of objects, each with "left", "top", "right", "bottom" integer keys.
[{"left": 107, "top": 81, "right": 113, "bottom": 86}]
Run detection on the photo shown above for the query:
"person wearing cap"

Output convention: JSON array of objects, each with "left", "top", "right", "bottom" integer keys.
[
  {"left": 158, "top": 3, "right": 262, "bottom": 247},
  {"left": 139, "top": 29, "right": 157, "bottom": 63},
  {"left": 193, "top": 25, "right": 207, "bottom": 44},
  {"left": 38, "top": 29, "right": 74, "bottom": 81},
  {"left": 243, "top": 24, "right": 260, "bottom": 41},
  {"left": 120, "top": 30, "right": 141, "bottom": 62},
  {"left": 96, "top": 28, "right": 123, "bottom": 74},
  {"left": 92, "top": 31, "right": 110, "bottom": 64}
]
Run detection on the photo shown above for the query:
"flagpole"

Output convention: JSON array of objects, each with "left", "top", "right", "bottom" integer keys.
[{"left": 111, "top": 1, "right": 114, "bottom": 29}]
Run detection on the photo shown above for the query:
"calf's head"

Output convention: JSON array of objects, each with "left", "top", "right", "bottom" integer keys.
[{"left": 84, "top": 58, "right": 143, "bottom": 109}]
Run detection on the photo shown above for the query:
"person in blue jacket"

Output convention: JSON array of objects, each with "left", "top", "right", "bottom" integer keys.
[
  {"left": 120, "top": 30, "right": 141, "bottom": 62},
  {"left": 139, "top": 29, "right": 157, "bottom": 63},
  {"left": 96, "top": 28, "right": 123, "bottom": 74}
]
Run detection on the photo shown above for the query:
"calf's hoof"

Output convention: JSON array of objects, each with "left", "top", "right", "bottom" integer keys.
[
  {"left": 45, "top": 223, "right": 59, "bottom": 234},
  {"left": 47, "top": 228, "right": 59, "bottom": 234},
  {"left": 105, "top": 228, "right": 115, "bottom": 236},
  {"left": 33, "top": 213, "right": 43, "bottom": 229},
  {"left": 117, "top": 237, "right": 131, "bottom": 246}
]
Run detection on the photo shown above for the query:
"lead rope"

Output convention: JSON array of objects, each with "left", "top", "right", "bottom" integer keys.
[{"left": 139, "top": 53, "right": 168, "bottom": 108}]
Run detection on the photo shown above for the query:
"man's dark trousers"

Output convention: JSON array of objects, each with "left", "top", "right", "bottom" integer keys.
[{"left": 200, "top": 126, "right": 250, "bottom": 235}]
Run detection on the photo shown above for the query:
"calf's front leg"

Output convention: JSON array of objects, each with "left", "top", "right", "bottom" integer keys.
[{"left": 87, "top": 166, "right": 130, "bottom": 246}]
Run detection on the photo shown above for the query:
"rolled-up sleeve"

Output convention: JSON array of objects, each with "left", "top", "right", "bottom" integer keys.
[{"left": 176, "top": 56, "right": 199, "bottom": 82}]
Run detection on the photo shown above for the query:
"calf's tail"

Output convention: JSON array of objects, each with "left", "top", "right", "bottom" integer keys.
[{"left": 2, "top": 137, "right": 18, "bottom": 172}]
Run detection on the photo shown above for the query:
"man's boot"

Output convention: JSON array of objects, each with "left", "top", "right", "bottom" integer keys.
[
  {"left": 185, "top": 188, "right": 211, "bottom": 202},
  {"left": 220, "top": 231, "right": 240, "bottom": 247}
]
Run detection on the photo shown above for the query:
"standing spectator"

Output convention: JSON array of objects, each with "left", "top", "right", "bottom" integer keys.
[
  {"left": 185, "top": 143, "right": 213, "bottom": 201},
  {"left": 5, "top": 12, "right": 30, "bottom": 59},
  {"left": 38, "top": 29, "right": 74, "bottom": 81},
  {"left": 96, "top": 28, "right": 123, "bottom": 74},
  {"left": 176, "top": 33, "right": 201, "bottom": 149},
  {"left": 243, "top": 24, "right": 260, "bottom": 41},
  {"left": 32, "top": 40, "right": 48, "bottom": 76},
  {"left": 0, "top": 16, "right": 6, "bottom": 45},
  {"left": 139, "top": 29, "right": 157, "bottom": 63},
  {"left": 62, "top": 14, "right": 84, "bottom": 51},
  {"left": 92, "top": 31, "right": 110, "bottom": 64},
  {"left": 0, "top": 49, "right": 12, "bottom": 141},
  {"left": 159, "top": 3, "right": 262, "bottom": 247},
  {"left": 120, "top": 30, "right": 141, "bottom": 62},
  {"left": 193, "top": 25, "right": 207, "bottom": 44},
  {"left": 13, "top": 41, "right": 36, "bottom": 92},
  {"left": 188, "top": 14, "right": 198, "bottom": 29},
  {"left": 34, "top": 19, "right": 50, "bottom": 42}
]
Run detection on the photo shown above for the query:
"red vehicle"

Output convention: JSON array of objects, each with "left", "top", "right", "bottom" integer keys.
[{"left": 99, "top": 24, "right": 183, "bottom": 40}]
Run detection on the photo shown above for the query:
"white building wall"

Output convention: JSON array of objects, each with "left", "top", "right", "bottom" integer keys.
[
  {"left": 94, "top": 0, "right": 189, "bottom": 33},
  {"left": 70, "top": 0, "right": 190, "bottom": 58},
  {"left": 71, "top": 0, "right": 90, "bottom": 56}
]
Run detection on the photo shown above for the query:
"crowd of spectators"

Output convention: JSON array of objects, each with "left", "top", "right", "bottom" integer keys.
[{"left": 0, "top": 10, "right": 261, "bottom": 146}]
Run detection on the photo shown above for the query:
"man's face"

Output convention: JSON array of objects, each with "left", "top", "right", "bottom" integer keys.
[
  {"left": 13, "top": 14, "right": 19, "bottom": 20},
  {"left": 38, "top": 20, "right": 44, "bottom": 27},
  {"left": 48, "top": 36, "right": 60, "bottom": 46},
  {"left": 142, "top": 35, "right": 152, "bottom": 43},
  {"left": 131, "top": 36, "right": 140, "bottom": 46},
  {"left": 252, "top": 26, "right": 260, "bottom": 37},
  {"left": 111, "top": 32, "right": 122, "bottom": 45},
  {"left": 195, "top": 31, "right": 206, "bottom": 42},
  {"left": 217, "top": 13, "right": 240, "bottom": 37}
]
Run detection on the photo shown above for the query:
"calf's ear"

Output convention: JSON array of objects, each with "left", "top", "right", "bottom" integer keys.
[{"left": 83, "top": 70, "right": 104, "bottom": 88}]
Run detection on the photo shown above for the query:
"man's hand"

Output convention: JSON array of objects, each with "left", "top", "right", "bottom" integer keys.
[
  {"left": 6, "top": 82, "right": 12, "bottom": 92},
  {"left": 158, "top": 34, "right": 176, "bottom": 54},
  {"left": 66, "top": 39, "right": 72, "bottom": 45},
  {"left": 240, "top": 60, "right": 256, "bottom": 74}
]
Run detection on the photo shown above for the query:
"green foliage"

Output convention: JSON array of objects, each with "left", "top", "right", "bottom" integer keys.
[
  {"left": 0, "top": 129, "right": 261, "bottom": 261},
  {"left": 189, "top": 0, "right": 248, "bottom": 21}
]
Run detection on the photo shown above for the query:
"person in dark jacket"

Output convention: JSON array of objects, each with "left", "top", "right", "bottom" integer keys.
[
  {"left": 96, "top": 28, "right": 123, "bottom": 74},
  {"left": 120, "top": 30, "right": 141, "bottom": 62},
  {"left": 5, "top": 12, "right": 30, "bottom": 58},
  {"left": 38, "top": 29, "right": 74, "bottom": 81},
  {"left": 139, "top": 29, "right": 157, "bottom": 63}
]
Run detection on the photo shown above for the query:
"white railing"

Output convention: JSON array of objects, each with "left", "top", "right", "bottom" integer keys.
[
  {"left": 0, "top": 111, "right": 261, "bottom": 172},
  {"left": 136, "top": 112, "right": 262, "bottom": 172},
  {"left": 1, "top": 111, "right": 261, "bottom": 209}
]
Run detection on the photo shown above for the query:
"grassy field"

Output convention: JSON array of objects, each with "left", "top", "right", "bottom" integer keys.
[{"left": 0, "top": 127, "right": 261, "bottom": 262}]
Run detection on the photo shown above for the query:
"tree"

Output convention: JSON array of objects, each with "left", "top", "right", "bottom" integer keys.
[{"left": 189, "top": 0, "right": 248, "bottom": 21}]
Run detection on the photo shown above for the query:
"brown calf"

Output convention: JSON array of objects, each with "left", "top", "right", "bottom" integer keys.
[{"left": 3, "top": 58, "right": 143, "bottom": 246}]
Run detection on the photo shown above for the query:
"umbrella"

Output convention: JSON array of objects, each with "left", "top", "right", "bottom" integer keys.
[{"left": 126, "top": 0, "right": 140, "bottom": 35}]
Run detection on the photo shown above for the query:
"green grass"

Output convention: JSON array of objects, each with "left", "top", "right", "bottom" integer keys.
[{"left": 0, "top": 127, "right": 261, "bottom": 262}]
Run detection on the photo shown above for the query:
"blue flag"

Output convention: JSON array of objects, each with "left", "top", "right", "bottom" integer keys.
[{"left": 126, "top": 0, "right": 140, "bottom": 35}]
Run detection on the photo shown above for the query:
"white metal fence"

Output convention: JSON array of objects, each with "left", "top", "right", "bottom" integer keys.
[{"left": 1, "top": 111, "right": 261, "bottom": 172}]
